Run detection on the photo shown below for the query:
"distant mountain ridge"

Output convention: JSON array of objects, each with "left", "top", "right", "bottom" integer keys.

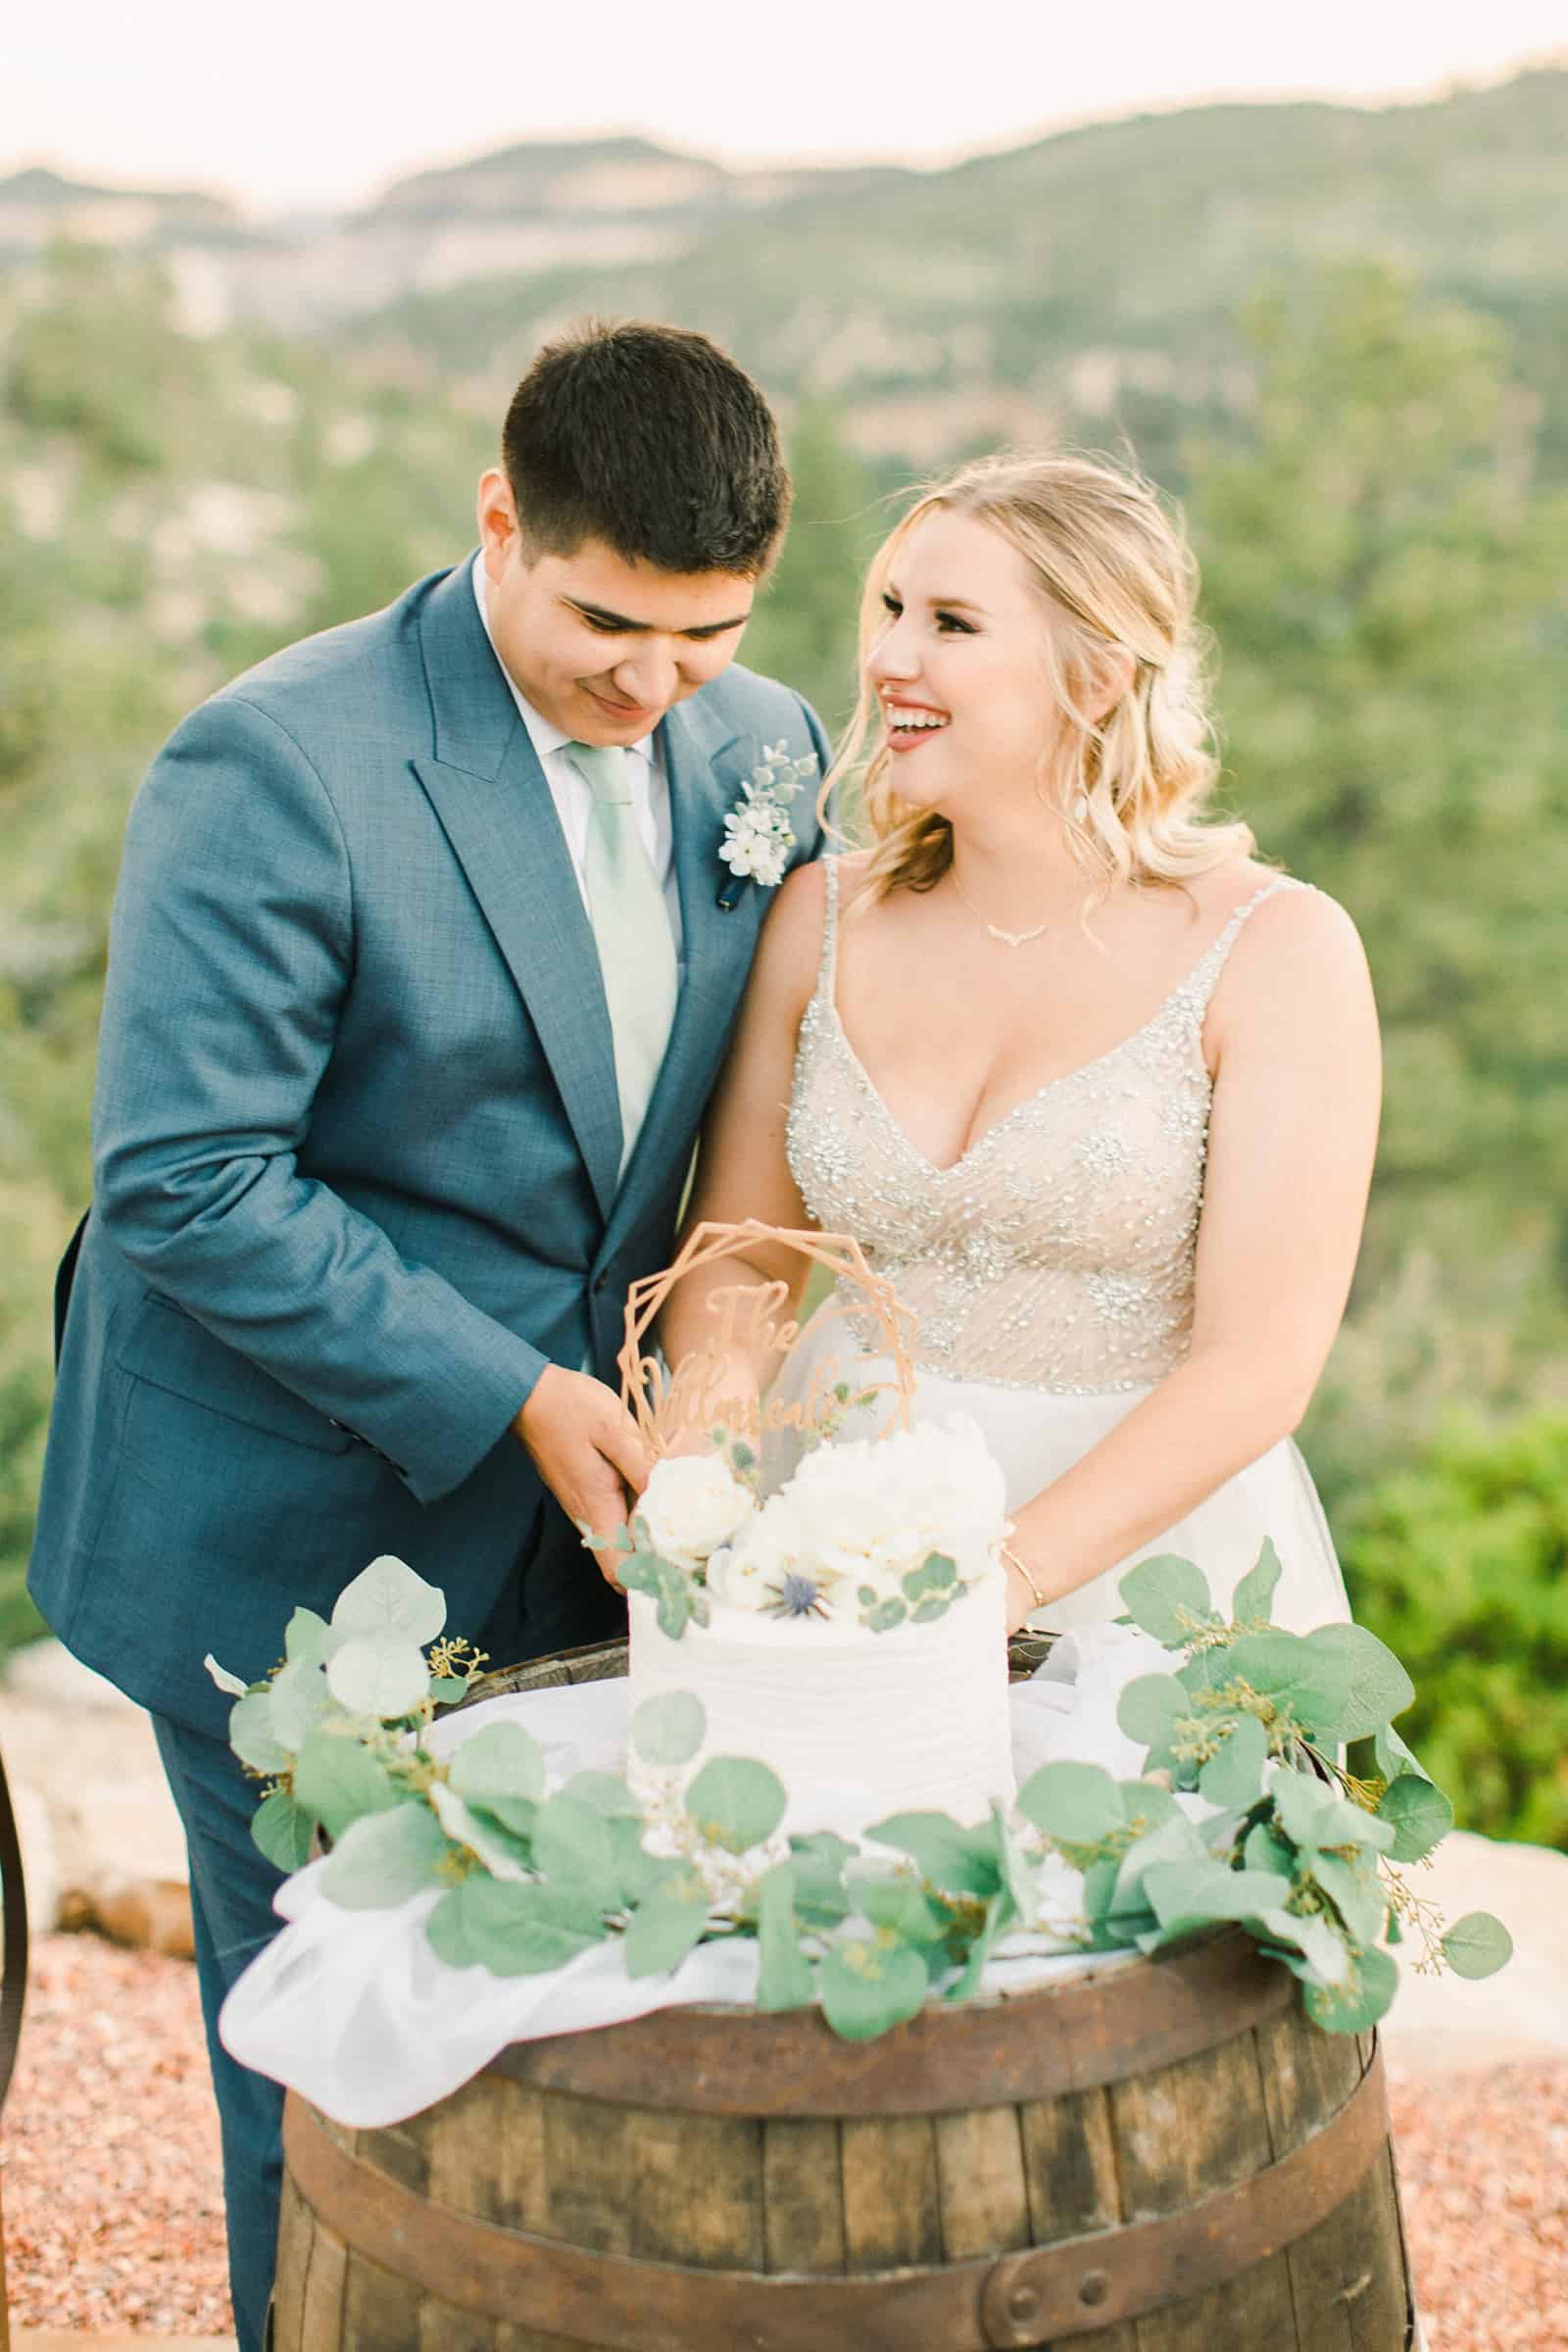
[{"left": 4, "top": 68, "right": 1565, "bottom": 470}]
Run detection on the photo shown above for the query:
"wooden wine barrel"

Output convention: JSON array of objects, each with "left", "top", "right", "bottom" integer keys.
[{"left": 270, "top": 1640, "right": 1417, "bottom": 2352}]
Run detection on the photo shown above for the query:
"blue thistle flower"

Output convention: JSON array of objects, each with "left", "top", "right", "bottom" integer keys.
[{"left": 765, "top": 1571, "right": 831, "bottom": 1621}]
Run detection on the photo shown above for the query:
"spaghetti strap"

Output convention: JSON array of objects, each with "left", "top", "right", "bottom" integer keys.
[
  {"left": 814, "top": 857, "right": 842, "bottom": 994},
  {"left": 1190, "top": 874, "right": 1306, "bottom": 1016}
]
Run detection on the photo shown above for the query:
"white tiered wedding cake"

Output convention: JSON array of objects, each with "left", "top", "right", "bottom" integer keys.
[{"left": 623, "top": 1414, "right": 1016, "bottom": 1838}]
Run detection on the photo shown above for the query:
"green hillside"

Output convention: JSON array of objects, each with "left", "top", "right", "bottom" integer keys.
[{"left": 352, "top": 70, "right": 1568, "bottom": 482}]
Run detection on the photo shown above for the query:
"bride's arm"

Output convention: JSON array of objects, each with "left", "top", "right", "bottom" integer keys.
[
  {"left": 657, "top": 861, "right": 828, "bottom": 1413},
  {"left": 1004, "top": 886, "right": 1382, "bottom": 1626}
]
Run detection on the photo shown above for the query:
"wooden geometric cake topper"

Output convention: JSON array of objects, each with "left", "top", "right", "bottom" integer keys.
[{"left": 616, "top": 1220, "right": 918, "bottom": 1462}]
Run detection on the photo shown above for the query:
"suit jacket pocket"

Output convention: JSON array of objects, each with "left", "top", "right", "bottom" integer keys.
[{"left": 117, "top": 1294, "right": 355, "bottom": 1455}]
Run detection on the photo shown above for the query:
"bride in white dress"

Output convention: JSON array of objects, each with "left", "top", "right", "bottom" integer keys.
[{"left": 657, "top": 450, "right": 1380, "bottom": 1701}]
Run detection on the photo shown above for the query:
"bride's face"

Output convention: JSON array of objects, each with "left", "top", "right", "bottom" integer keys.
[{"left": 867, "top": 506, "right": 1061, "bottom": 819}]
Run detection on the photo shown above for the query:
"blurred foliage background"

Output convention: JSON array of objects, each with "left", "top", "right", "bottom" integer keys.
[{"left": 2, "top": 73, "right": 1564, "bottom": 1840}]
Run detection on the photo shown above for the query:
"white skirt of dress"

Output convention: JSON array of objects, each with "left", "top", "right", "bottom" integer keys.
[{"left": 906, "top": 1368, "right": 1351, "bottom": 1639}]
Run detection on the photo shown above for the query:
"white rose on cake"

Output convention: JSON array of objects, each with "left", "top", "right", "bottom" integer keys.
[
  {"left": 704, "top": 1414, "right": 1007, "bottom": 1618},
  {"left": 638, "top": 1452, "right": 755, "bottom": 1574}
]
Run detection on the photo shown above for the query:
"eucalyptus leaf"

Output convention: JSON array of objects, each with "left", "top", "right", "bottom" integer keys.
[
  {"left": 1262, "top": 1907, "right": 1352, "bottom": 1985},
  {"left": 864, "top": 1811, "right": 1003, "bottom": 1898},
  {"left": 622, "top": 1870, "right": 710, "bottom": 1979},
  {"left": 909, "top": 1596, "right": 953, "bottom": 1624},
  {"left": 1312, "top": 1851, "right": 1388, "bottom": 1949},
  {"left": 292, "top": 1727, "right": 401, "bottom": 1841},
  {"left": 251, "top": 1788, "right": 317, "bottom": 1871},
  {"left": 424, "top": 1885, "right": 479, "bottom": 1971},
  {"left": 1108, "top": 1814, "right": 1208, "bottom": 1918},
  {"left": 330, "top": 1554, "right": 446, "bottom": 1645},
  {"left": 1373, "top": 1721, "right": 1425, "bottom": 1788},
  {"left": 326, "top": 1629, "right": 430, "bottom": 1720},
  {"left": 1270, "top": 1771, "right": 1395, "bottom": 1860},
  {"left": 1198, "top": 1714, "right": 1270, "bottom": 1811},
  {"left": 1224, "top": 1631, "right": 1348, "bottom": 1741},
  {"left": 1296, "top": 1623, "right": 1415, "bottom": 1741},
  {"left": 427, "top": 1784, "right": 531, "bottom": 1881},
  {"left": 1231, "top": 1538, "right": 1283, "bottom": 1625},
  {"left": 1116, "top": 1674, "right": 1189, "bottom": 1748},
  {"left": 1377, "top": 1773, "right": 1455, "bottom": 1863},
  {"left": 855, "top": 1873, "right": 950, "bottom": 1944},
  {"left": 450, "top": 1877, "right": 607, "bottom": 1975},
  {"left": 269, "top": 1657, "right": 332, "bottom": 1752},
  {"left": 1016, "top": 1761, "right": 1127, "bottom": 1845},
  {"left": 561, "top": 1771, "right": 644, "bottom": 1819},
  {"left": 532, "top": 1792, "right": 615, "bottom": 1899},
  {"left": 229, "top": 1690, "right": 290, "bottom": 1775},
  {"left": 1117, "top": 1779, "right": 1184, "bottom": 1834},
  {"left": 1304, "top": 1941, "right": 1398, "bottom": 2034},
  {"left": 1439, "top": 1911, "right": 1514, "bottom": 1980},
  {"left": 866, "top": 1598, "right": 907, "bottom": 1633},
  {"left": 947, "top": 1890, "right": 1014, "bottom": 2003},
  {"left": 788, "top": 1832, "right": 856, "bottom": 1927},
  {"left": 284, "top": 1607, "right": 334, "bottom": 1667},
  {"left": 1243, "top": 1821, "right": 1297, "bottom": 1880},
  {"left": 1141, "top": 1862, "right": 1292, "bottom": 1931},
  {"left": 630, "top": 1690, "right": 707, "bottom": 1767},
  {"left": 470, "top": 1791, "right": 538, "bottom": 1842},
  {"left": 205, "top": 1653, "right": 249, "bottom": 1698},
  {"left": 1271, "top": 1768, "right": 1335, "bottom": 1852},
  {"left": 318, "top": 1802, "right": 451, "bottom": 1910},
  {"left": 685, "top": 1756, "right": 787, "bottom": 1853},
  {"left": 817, "top": 1938, "right": 928, "bottom": 2040},
  {"left": 609, "top": 1815, "right": 683, "bottom": 1908},
  {"left": 449, "top": 1720, "right": 547, "bottom": 1806},
  {"left": 996, "top": 1803, "right": 1042, "bottom": 1925},
  {"left": 756, "top": 1863, "right": 815, "bottom": 2012},
  {"left": 1081, "top": 1855, "right": 1122, "bottom": 1925},
  {"left": 1117, "top": 1554, "right": 1216, "bottom": 1644},
  {"left": 428, "top": 1675, "right": 469, "bottom": 1706}
]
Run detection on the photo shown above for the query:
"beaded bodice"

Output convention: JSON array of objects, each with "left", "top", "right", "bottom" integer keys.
[{"left": 786, "top": 860, "right": 1304, "bottom": 1396}]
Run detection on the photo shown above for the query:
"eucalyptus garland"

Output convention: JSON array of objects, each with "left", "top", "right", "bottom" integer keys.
[{"left": 208, "top": 1543, "right": 1510, "bottom": 2045}]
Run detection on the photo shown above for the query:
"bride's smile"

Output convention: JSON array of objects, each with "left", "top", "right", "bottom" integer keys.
[{"left": 870, "top": 504, "right": 1072, "bottom": 828}]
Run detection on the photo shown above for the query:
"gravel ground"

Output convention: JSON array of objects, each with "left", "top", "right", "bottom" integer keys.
[{"left": 2, "top": 1933, "right": 1564, "bottom": 2345}]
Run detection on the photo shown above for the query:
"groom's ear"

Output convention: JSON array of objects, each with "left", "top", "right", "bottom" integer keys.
[{"left": 477, "top": 467, "right": 522, "bottom": 573}]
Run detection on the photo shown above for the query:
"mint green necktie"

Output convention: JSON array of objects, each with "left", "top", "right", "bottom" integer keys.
[{"left": 568, "top": 741, "right": 679, "bottom": 1174}]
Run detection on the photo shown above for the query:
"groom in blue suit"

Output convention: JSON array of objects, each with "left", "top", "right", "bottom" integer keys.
[{"left": 28, "top": 320, "right": 824, "bottom": 2350}]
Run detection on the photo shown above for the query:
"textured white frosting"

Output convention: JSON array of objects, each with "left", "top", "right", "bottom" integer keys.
[{"left": 626, "top": 1573, "right": 1016, "bottom": 1839}]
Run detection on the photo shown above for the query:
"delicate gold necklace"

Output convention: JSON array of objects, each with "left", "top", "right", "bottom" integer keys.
[{"left": 950, "top": 869, "right": 1060, "bottom": 951}]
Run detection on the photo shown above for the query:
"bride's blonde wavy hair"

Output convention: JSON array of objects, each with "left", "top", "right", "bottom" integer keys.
[{"left": 827, "top": 451, "right": 1251, "bottom": 901}]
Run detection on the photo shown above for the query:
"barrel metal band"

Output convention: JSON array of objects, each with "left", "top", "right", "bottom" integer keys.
[
  {"left": 283, "top": 2046, "right": 1392, "bottom": 2351},
  {"left": 490, "top": 1927, "right": 1298, "bottom": 2117}
]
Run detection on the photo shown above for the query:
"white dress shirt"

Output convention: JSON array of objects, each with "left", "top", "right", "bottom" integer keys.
[{"left": 471, "top": 555, "right": 683, "bottom": 955}]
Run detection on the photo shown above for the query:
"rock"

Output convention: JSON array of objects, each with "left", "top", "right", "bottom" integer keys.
[
  {"left": 3, "top": 1636, "right": 142, "bottom": 1713},
  {"left": 1, "top": 1641, "right": 193, "bottom": 1956},
  {"left": 1382, "top": 1830, "right": 1568, "bottom": 2074}
]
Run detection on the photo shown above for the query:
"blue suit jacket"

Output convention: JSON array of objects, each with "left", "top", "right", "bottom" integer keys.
[{"left": 28, "top": 558, "right": 826, "bottom": 1736}]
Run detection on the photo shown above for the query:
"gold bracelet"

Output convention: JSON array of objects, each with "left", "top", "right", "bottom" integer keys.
[{"left": 1002, "top": 1543, "right": 1046, "bottom": 1610}]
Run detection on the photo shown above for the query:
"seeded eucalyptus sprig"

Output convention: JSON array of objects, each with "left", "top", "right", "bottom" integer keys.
[{"left": 210, "top": 1547, "right": 1512, "bottom": 2047}]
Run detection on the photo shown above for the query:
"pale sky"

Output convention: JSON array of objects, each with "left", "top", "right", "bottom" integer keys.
[{"left": 5, "top": 0, "right": 1563, "bottom": 217}]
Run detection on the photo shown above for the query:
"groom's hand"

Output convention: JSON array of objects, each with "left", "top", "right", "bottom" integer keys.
[{"left": 513, "top": 1366, "right": 651, "bottom": 1586}]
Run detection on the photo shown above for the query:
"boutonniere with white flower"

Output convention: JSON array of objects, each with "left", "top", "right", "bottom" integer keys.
[{"left": 717, "top": 740, "right": 819, "bottom": 898}]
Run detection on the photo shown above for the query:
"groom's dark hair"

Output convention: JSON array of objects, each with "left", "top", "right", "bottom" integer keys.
[{"left": 503, "top": 319, "right": 791, "bottom": 579}]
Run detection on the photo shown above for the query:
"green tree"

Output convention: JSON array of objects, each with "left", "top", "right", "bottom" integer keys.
[
  {"left": 1190, "top": 265, "right": 1568, "bottom": 1489},
  {"left": 742, "top": 404, "right": 883, "bottom": 735},
  {"left": 1339, "top": 1411, "right": 1568, "bottom": 1847}
]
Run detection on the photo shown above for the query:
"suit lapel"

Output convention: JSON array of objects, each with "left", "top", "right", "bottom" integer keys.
[{"left": 410, "top": 564, "right": 622, "bottom": 1219}]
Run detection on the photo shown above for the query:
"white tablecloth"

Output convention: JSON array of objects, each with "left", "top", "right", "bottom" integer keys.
[{"left": 220, "top": 1631, "right": 1174, "bottom": 2128}]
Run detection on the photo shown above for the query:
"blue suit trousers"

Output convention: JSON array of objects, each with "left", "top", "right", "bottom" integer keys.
[{"left": 150, "top": 1714, "right": 286, "bottom": 2352}]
